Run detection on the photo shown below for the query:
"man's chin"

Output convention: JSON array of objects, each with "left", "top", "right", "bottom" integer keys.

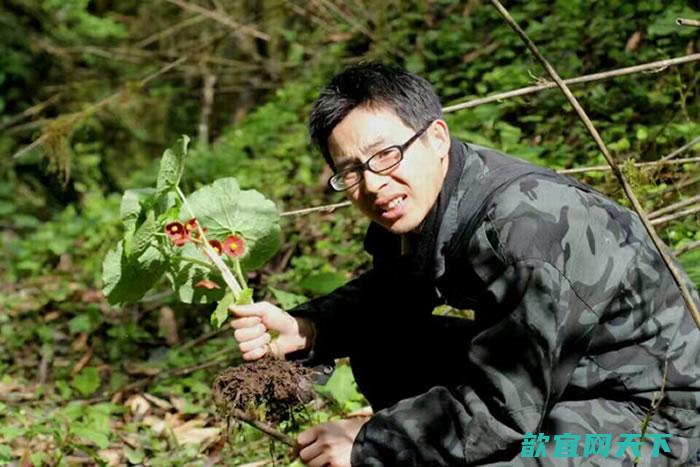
[{"left": 377, "top": 216, "right": 420, "bottom": 235}]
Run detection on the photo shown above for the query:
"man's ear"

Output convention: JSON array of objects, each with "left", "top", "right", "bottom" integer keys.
[{"left": 428, "top": 119, "right": 450, "bottom": 158}]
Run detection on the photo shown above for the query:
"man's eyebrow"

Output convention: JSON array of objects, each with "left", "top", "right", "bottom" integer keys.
[
  {"left": 335, "top": 137, "right": 388, "bottom": 170},
  {"left": 360, "top": 137, "right": 387, "bottom": 155}
]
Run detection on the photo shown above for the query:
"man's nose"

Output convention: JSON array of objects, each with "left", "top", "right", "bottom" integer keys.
[{"left": 362, "top": 169, "right": 388, "bottom": 193}]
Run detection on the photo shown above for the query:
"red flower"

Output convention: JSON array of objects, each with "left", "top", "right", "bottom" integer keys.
[
  {"left": 184, "top": 218, "right": 198, "bottom": 233},
  {"left": 184, "top": 218, "right": 209, "bottom": 241},
  {"left": 165, "top": 221, "right": 189, "bottom": 246},
  {"left": 195, "top": 279, "right": 221, "bottom": 290},
  {"left": 222, "top": 235, "right": 245, "bottom": 258},
  {"left": 209, "top": 240, "right": 223, "bottom": 255}
]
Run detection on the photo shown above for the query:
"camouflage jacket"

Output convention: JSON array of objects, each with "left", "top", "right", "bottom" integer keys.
[{"left": 290, "top": 140, "right": 700, "bottom": 466}]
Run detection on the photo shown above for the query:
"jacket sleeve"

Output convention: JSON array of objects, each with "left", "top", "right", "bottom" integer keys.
[{"left": 288, "top": 269, "right": 379, "bottom": 362}]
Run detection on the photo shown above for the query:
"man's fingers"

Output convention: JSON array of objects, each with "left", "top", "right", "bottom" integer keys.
[
  {"left": 242, "top": 346, "right": 267, "bottom": 361},
  {"left": 296, "top": 426, "right": 319, "bottom": 447},
  {"left": 298, "top": 440, "right": 324, "bottom": 463},
  {"left": 237, "top": 332, "right": 271, "bottom": 354},
  {"left": 306, "top": 452, "right": 330, "bottom": 467},
  {"left": 233, "top": 323, "right": 265, "bottom": 342},
  {"left": 229, "top": 302, "right": 272, "bottom": 317},
  {"left": 230, "top": 316, "right": 261, "bottom": 330}
]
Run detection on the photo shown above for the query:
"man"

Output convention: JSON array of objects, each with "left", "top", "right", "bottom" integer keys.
[{"left": 230, "top": 63, "right": 700, "bottom": 466}]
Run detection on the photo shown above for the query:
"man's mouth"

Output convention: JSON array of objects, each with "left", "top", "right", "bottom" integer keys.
[{"left": 376, "top": 195, "right": 407, "bottom": 220}]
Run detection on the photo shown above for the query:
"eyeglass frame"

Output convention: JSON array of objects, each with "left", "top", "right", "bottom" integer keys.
[{"left": 327, "top": 121, "right": 434, "bottom": 192}]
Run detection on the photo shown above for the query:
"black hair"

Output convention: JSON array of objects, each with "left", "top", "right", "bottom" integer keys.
[{"left": 309, "top": 62, "right": 443, "bottom": 169}]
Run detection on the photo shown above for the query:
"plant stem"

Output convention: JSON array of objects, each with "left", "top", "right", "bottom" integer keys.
[
  {"left": 181, "top": 255, "right": 216, "bottom": 270},
  {"left": 174, "top": 186, "right": 243, "bottom": 299}
]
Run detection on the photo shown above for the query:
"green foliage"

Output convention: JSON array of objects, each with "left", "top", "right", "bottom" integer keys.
[
  {"left": 0, "top": 0, "right": 697, "bottom": 463},
  {"left": 185, "top": 177, "right": 281, "bottom": 272},
  {"left": 102, "top": 137, "right": 281, "bottom": 307}
]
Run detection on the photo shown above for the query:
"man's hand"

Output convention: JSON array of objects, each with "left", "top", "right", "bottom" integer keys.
[
  {"left": 296, "top": 418, "right": 369, "bottom": 467},
  {"left": 229, "top": 302, "right": 313, "bottom": 360}
]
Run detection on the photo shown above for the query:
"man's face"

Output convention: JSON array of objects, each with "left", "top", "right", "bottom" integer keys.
[{"left": 328, "top": 106, "right": 450, "bottom": 234}]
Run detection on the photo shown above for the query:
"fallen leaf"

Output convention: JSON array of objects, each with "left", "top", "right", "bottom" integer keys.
[
  {"left": 172, "top": 419, "right": 221, "bottom": 446},
  {"left": 98, "top": 449, "right": 122, "bottom": 466},
  {"left": 170, "top": 396, "right": 186, "bottom": 413},
  {"left": 123, "top": 362, "right": 161, "bottom": 376},
  {"left": 72, "top": 348, "right": 93, "bottom": 375},
  {"left": 143, "top": 392, "right": 172, "bottom": 410},
  {"left": 625, "top": 31, "right": 643, "bottom": 52},
  {"left": 44, "top": 310, "right": 61, "bottom": 322},
  {"left": 125, "top": 394, "right": 151, "bottom": 421},
  {"left": 143, "top": 415, "right": 166, "bottom": 436}
]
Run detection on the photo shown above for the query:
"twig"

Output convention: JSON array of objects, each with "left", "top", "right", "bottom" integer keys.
[
  {"left": 442, "top": 53, "right": 700, "bottom": 113},
  {"left": 675, "top": 240, "right": 700, "bottom": 257},
  {"left": 649, "top": 194, "right": 700, "bottom": 219},
  {"left": 638, "top": 359, "right": 669, "bottom": 461},
  {"left": 0, "top": 94, "right": 61, "bottom": 130},
  {"left": 280, "top": 201, "right": 352, "bottom": 217},
  {"left": 489, "top": 0, "right": 700, "bottom": 330},
  {"left": 165, "top": 0, "right": 270, "bottom": 41},
  {"left": 558, "top": 156, "right": 700, "bottom": 175},
  {"left": 135, "top": 15, "right": 207, "bottom": 48},
  {"left": 676, "top": 18, "right": 700, "bottom": 28},
  {"left": 230, "top": 408, "right": 296, "bottom": 448},
  {"left": 650, "top": 205, "right": 700, "bottom": 227},
  {"left": 180, "top": 326, "right": 231, "bottom": 351},
  {"left": 313, "top": 0, "right": 375, "bottom": 41},
  {"left": 661, "top": 136, "right": 700, "bottom": 162}
]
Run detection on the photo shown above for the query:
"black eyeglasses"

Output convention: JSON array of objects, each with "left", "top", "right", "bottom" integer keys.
[{"left": 328, "top": 122, "right": 433, "bottom": 191}]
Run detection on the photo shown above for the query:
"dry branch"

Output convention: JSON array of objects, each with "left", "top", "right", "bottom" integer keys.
[
  {"left": 650, "top": 194, "right": 700, "bottom": 220},
  {"left": 675, "top": 240, "right": 700, "bottom": 257},
  {"left": 489, "top": 0, "right": 700, "bottom": 329},
  {"left": 443, "top": 54, "right": 700, "bottom": 113},
  {"left": 676, "top": 18, "right": 700, "bottom": 28},
  {"left": 280, "top": 201, "right": 353, "bottom": 217},
  {"left": 229, "top": 408, "right": 296, "bottom": 448},
  {"left": 165, "top": 0, "right": 270, "bottom": 41},
  {"left": 558, "top": 156, "right": 700, "bottom": 175},
  {"left": 650, "top": 205, "right": 700, "bottom": 227},
  {"left": 135, "top": 15, "right": 207, "bottom": 48},
  {"left": 661, "top": 136, "right": 700, "bottom": 161}
]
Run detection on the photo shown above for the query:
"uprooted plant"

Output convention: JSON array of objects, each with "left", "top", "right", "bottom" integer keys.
[{"left": 102, "top": 135, "right": 315, "bottom": 446}]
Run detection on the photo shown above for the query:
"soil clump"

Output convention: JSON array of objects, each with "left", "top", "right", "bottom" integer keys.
[{"left": 213, "top": 357, "right": 315, "bottom": 423}]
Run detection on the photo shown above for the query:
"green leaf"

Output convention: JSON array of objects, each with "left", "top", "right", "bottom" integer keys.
[
  {"left": 120, "top": 188, "right": 154, "bottom": 231},
  {"left": 185, "top": 177, "right": 281, "bottom": 272},
  {"left": 131, "top": 210, "right": 157, "bottom": 258},
  {"left": 316, "top": 364, "right": 365, "bottom": 412},
  {"left": 73, "top": 425, "right": 110, "bottom": 449},
  {"left": 211, "top": 292, "right": 234, "bottom": 329},
  {"left": 300, "top": 272, "right": 347, "bottom": 295},
  {"left": 679, "top": 248, "right": 700, "bottom": 290},
  {"left": 270, "top": 287, "right": 308, "bottom": 309},
  {"left": 156, "top": 135, "right": 190, "bottom": 198},
  {"left": 237, "top": 287, "right": 253, "bottom": 305},
  {"left": 72, "top": 367, "right": 101, "bottom": 396},
  {"left": 102, "top": 240, "right": 166, "bottom": 305},
  {"left": 165, "top": 242, "right": 224, "bottom": 304}
]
